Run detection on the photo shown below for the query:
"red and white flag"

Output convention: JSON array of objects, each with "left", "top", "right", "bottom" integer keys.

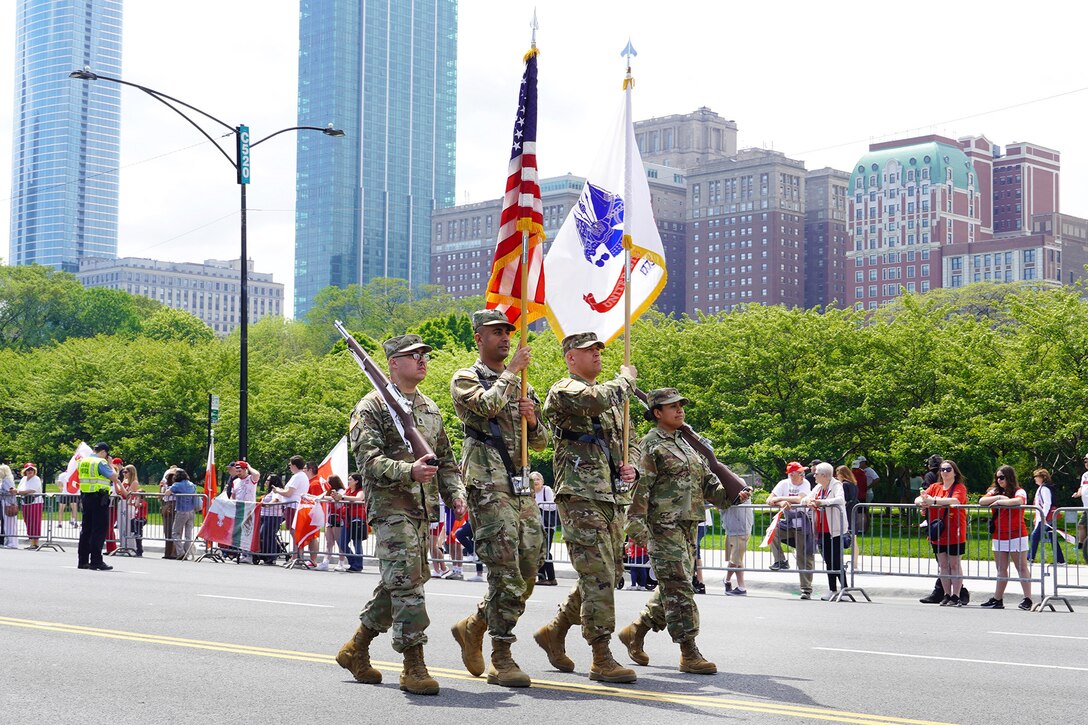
[
  {"left": 484, "top": 45, "right": 545, "bottom": 326},
  {"left": 203, "top": 436, "right": 218, "bottom": 516},
  {"left": 317, "top": 436, "right": 349, "bottom": 485},
  {"left": 197, "top": 494, "right": 259, "bottom": 552},
  {"left": 760, "top": 511, "right": 783, "bottom": 549},
  {"left": 57, "top": 441, "right": 94, "bottom": 494},
  {"left": 294, "top": 497, "right": 326, "bottom": 548}
]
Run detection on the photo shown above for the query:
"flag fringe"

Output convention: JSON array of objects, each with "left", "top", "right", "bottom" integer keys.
[{"left": 523, "top": 47, "right": 539, "bottom": 62}]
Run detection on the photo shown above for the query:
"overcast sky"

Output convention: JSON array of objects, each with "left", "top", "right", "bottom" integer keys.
[{"left": 2, "top": 0, "right": 1085, "bottom": 316}]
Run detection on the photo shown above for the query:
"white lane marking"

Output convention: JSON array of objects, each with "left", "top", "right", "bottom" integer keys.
[
  {"left": 813, "top": 647, "right": 1088, "bottom": 672},
  {"left": 198, "top": 594, "right": 333, "bottom": 608},
  {"left": 989, "top": 630, "right": 1088, "bottom": 642}
]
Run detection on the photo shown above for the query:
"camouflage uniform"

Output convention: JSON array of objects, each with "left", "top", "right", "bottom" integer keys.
[
  {"left": 544, "top": 363, "right": 640, "bottom": 643},
  {"left": 451, "top": 358, "right": 548, "bottom": 641},
  {"left": 628, "top": 425, "right": 734, "bottom": 643},
  {"left": 350, "top": 383, "right": 465, "bottom": 653}
]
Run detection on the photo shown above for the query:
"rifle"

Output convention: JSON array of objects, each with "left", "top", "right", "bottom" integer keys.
[
  {"left": 633, "top": 387, "right": 751, "bottom": 504},
  {"left": 334, "top": 320, "right": 438, "bottom": 465}
]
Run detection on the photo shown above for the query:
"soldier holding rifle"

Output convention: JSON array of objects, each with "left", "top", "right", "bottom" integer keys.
[
  {"left": 335, "top": 330, "right": 466, "bottom": 696},
  {"left": 534, "top": 331, "right": 640, "bottom": 684},
  {"left": 618, "top": 388, "right": 750, "bottom": 675},
  {"left": 449, "top": 309, "right": 549, "bottom": 688}
]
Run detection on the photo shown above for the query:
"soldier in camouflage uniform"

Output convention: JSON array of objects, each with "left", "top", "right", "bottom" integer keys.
[
  {"left": 618, "top": 388, "right": 750, "bottom": 675},
  {"left": 449, "top": 309, "right": 549, "bottom": 688},
  {"left": 335, "top": 334, "right": 467, "bottom": 696},
  {"left": 534, "top": 332, "right": 641, "bottom": 684}
]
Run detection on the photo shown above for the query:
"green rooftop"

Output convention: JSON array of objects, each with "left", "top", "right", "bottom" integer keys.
[{"left": 849, "top": 140, "right": 975, "bottom": 195}]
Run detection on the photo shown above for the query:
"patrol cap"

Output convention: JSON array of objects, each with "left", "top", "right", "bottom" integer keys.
[
  {"left": 382, "top": 334, "right": 433, "bottom": 359},
  {"left": 93, "top": 442, "right": 110, "bottom": 454},
  {"left": 472, "top": 309, "right": 516, "bottom": 332},
  {"left": 561, "top": 331, "right": 605, "bottom": 354},
  {"left": 643, "top": 388, "right": 690, "bottom": 421}
]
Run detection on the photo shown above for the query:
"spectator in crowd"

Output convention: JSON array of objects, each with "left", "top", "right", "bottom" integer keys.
[
  {"left": 766, "top": 461, "right": 815, "bottom": 599},
  {"left": 1074, "top": 454, "right": 1088, "bottom": 564},
  {"left": 169, "top": 469, "right": 198, "bottom": 560},
  {"left": 105, "top": 457, "right": 124, "bottom": 554},
  {"left": 305, "top": 461, "right": 328, "bottom": 568},
  {"left": 444, "top": 503, "right": 465, "bottom": 580},
  {"left": 429, "top": 509, "right": 450, "bottom": 579},
  {"left": 1, "top": 464, "right": 17, "bottom": 549},
  {"left": 115, "top": 464, "right": 136, "bottom": 554},
  {"left": 453, "top": 518, "right": 485, "bottom": 582},
  {"left": 17, "top": 463, "right": 43, "bottom": 549},
  {"left": 626, "top": 536, "right": 649, "bottom": 590},
  {"left": 229, "top": 461, "right": 260, "bottom": 503},
  {"left": 340, "top": 473, "right": 366, "bottom": 572},
  {"left": 692, "top": 506, "right": 711, "bottom": 595},
  {"left": 835, "top": 464, "right": 861, "bottom": 569},
  {"left": 1028, "top": 468, "right": 1065, "bottom": 565},
  {"left": 258, "top": 474, "right": 286, "bottom": 565},
  {"left": 533, "top": 471, "right": 558, "bottom": 586},
  {"left": 321, "top": 475, "right": 347, "bottom": 571},
  {"left": 124, "top": 465, "right": 146, "bottom": 557},
  {"left": 272, "top": 456, "right": 309, "bottom": 560},
  {"left": 805, "top": 459, "right": 822, "bottom": 488},
  {"left": 804, "top": 462, "right": 848, "bottom": 600},
  {"left": 980, "top": 465, "right": 1032, "bottom": 610},
  {"left": 857, "top": 456, "right": 880, "bottom": 502},
  {"left": 918, "top": 455, "right": 967, "bottom": 605},
  {"left": 160, "top": 467, "right": 178, "bottom": 559},
  {"left": 56, "top": 471, "right": 79, "bottom": 529},
  {"left": 722, "top": 497, "right": 753, "bottom": 596},
  {"left": 917, "top": 459, "right": 968, "bottom": 606}
]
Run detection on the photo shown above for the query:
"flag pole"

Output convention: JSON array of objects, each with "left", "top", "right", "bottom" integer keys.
[
  {"left": 518, "top": 13, "right": 539, "bottom": 478},
  {"left": 621, "top": 40, "right": 636, "bottom": 467}
]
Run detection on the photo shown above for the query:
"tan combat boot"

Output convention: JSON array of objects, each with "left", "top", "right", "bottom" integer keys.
[
  {"left": 679, "top": 639, "right": 717, "bottom": 674},
  {"left": 487, "top": 638, "right": 532, "bottom": 687},
  {"left": 451, "top": 610, "right": 488, "bottom": 677},
  {"left": 617, "top": 620, "right": 651, "bottom": 666},
  {"left": 589, "top": 637, "right": 637, "bottom": 683},
  {"left": 399, "top": 644, "right": 440, "bottom": 695},
  {"left": 335, "top": 624, "right": 382, "bottom": 684},
  {"left": 533, "top": 608, "right": 576, "bottom": 672}
]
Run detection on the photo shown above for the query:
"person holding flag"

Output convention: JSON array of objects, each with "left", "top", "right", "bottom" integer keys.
[
  {"left": 534, "top": 332, "right": 640, "bottom": 684},
  {"left": 337, "top": 334, "right": 466, "bottom": 696},
  {"left": 449, "top": 309, "right": 548, "bottom": 688},
  {"left": 76, "top": 442, "right": 122, "bottom": 570}
]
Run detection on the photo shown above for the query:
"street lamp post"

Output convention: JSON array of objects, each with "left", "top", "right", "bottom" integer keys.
[{"left": 70, "top": 69, "right": 344, "bottom": 463}]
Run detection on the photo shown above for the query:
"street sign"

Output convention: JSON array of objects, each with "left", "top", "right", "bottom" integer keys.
[
  {"left": 210, "top": 394, "right": 220, "bottom": 425},
  {"left": 237, "top": 125, "right": 251, "bottom": 184}
]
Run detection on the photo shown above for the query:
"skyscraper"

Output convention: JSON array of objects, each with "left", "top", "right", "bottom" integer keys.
[
  {"left": 9, "top": 0, "right": 123, "bottom": 271},
  {"left": 294, "top": 0, "right": 457, "bottom": 317}
]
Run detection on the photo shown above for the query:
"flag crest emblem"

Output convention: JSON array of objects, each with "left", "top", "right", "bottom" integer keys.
[{"left": 575, "top": 183, "right": 625, "bottom": 267}]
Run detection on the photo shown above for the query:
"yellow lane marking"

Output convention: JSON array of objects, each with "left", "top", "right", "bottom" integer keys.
[{"left": 0, "top": 616, "right": 954, "bottom": 725}]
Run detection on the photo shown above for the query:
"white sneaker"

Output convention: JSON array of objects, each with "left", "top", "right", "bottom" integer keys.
[
  {"left": 468, "top": 574, "right": 484, "bottom": 582},
  {"left": 315, "top": 561, "right": 329, "bottom": 571},
  {"left": 334, "top": 564, "right": 346, "bottom": 572}
]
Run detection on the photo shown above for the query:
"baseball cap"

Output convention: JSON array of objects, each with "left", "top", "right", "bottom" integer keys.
[
  {"left": 643, "top": 388, "right": 690, "bottom": 421},
  {"left": 382, "top": 334, "right": 433, "bottom": 359},
  {"left": 93, "top": 442, "right": 110, "bottom": 454},
  {"left": 22, "top": 463, "right": 36, "bottom": 472},
  {"left": 856, "top": 455, "right": 868, "bottom": 464},
  {"left": 229, "top": 461, "right": 249, "bottom": 470},
  {"left": 786, "top": 461, "right": 807, "bottom": 474},
  {"left": 471, "top": 309, "right": 516, "bottom": 332},
  {"left": 561, "top": 332, "right": 605, "bottom": 354},
  {"left": 112, "top": 457, "right": 123, "bottom": 466}
]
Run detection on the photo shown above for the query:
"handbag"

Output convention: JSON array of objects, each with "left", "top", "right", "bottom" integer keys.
[{"left": 3, "top": 503, "right": 18, "bottom": 517}]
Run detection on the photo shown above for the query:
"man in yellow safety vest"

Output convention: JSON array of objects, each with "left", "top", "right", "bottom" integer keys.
[{"left": 77, "top": 442, "right": 122, "bottom": 570}]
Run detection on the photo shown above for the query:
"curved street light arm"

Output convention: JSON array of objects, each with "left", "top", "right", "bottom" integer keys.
[{"left": 252, "top": 125, "right": 345, "bottom": 147}]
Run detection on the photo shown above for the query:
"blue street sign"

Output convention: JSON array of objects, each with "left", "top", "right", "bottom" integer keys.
[{"left": 237, "top": 125, "right": 251, "bottom": 184}]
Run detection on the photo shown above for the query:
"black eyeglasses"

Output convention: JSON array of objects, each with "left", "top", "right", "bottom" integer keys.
[
  {"left": 995, "top": 474, "right": 1006, "bottom": 480},
  {"left": 940, "top": 466, "right": 953, "bottom": 472},
  {"left": 393, "top": 352, "right": 430, "bottom": 361}
]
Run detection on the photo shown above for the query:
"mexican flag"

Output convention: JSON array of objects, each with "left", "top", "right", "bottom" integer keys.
[
  {"left": 57, "top": 441, "right": 94, "bottom": 494},
  {"left": 197, "top": 494, "right": 258, "bottom": 552}
]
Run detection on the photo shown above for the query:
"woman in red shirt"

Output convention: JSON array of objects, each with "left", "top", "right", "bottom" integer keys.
[
  {"left": 979, "top": 465, "right": 1031, "bottom": 610},
  {"left": 916, "top": 459, "right": 968, "bottom": 606}
]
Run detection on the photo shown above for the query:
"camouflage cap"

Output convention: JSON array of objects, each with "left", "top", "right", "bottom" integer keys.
[
  {"left": 561, "top": 331, "right": 605, "bottom": 354},
  {"left": 472, "top": 309, "right": 516, "bottom": 331},
  {"left": 382, "top": 334, "right": 433, "bottom": 359},
  {"left": 643, "top": 387, "right": 690, "bottom": 421}
]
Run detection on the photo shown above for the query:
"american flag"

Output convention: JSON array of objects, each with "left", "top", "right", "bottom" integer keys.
[{"left": 485, "top": 48, "right": 545, "bottom": 325}]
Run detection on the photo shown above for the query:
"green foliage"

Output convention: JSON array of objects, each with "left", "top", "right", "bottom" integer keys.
[
  {"left": 0, "top": 264, "right": 84, "bottom": 349},
  {"left": 409, "top": 313, "right": 474, "bottom": 351},
  {"left": 142, "top": 306, "right": 216, "bottom": 345}
]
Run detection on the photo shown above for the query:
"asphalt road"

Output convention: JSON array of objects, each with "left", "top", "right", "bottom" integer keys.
[{"left": 2, "top": 548, "right": 1083, "bottom": 725}]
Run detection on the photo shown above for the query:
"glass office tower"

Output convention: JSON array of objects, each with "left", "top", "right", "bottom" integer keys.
[
  {"left": 295, "top": 0, "right": 457, "bottom": 317},
  {"left": 9, "top": 0, "right": 123, "bottom": 271}
]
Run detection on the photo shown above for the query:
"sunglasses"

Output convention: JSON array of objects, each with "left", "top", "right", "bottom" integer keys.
[
  {"left": 940, "top": 466, "right": 953, "bottom": 472},
  {"left": 393, "top": 352, "right": 430, "bottom": 361},
  {"left": 995, "top": 474, "right": 1006, "bottom": 480}
]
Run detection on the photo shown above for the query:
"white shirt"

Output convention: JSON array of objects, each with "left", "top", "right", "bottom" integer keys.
[
  {"left": 771, "top": 478, "right": 811, "bottom": 528},
  {"left": 231, "top": 475, "right": 258, "bottom": 502},
  {"left": 282, "top": 470, "right": 308, "bottom": 504},
  {"left": 864, "top": 467, "right": 880, "bottom": 485},
  {"left": 17, "top": 475, "right": 43, "bottom": 503},
  {"left": 535, "top": 484, "right": 557, "bottom": 512},
  {"left": 1033, "top": 485, "right": 1053, "bottom": 526},
  {"left": 1078, "top": 472, "right": 1088, "bottom": 508}
]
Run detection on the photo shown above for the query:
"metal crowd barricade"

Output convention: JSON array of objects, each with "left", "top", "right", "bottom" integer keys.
[
  {"left": 1, "top": 492, "right": 60, "bottom": 551},
  {"left": 1038, "top": 506, "right": 1085, "bottom": 612},
  {"left": 848, "top": 502, "right": 1047, "bottom": 606}
]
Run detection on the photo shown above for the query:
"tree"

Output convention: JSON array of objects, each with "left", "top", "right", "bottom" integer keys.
[
  {"left": 0, "top": 264, "right": 82, "bottom": 349},
  {"left": 73, "top": 287, "right": 157, "bottom": 339},
  {"left": 141, "top": 306, "right": 215, "bottom": 345}
]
